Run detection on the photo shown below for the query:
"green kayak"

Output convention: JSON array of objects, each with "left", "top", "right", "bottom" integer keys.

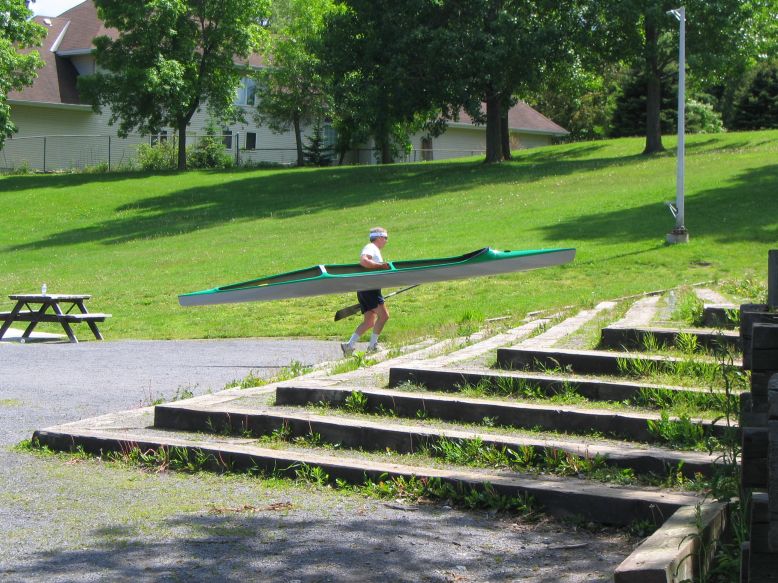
[{"left": 179, "top": 247, "right": 575, "bottom": 307}]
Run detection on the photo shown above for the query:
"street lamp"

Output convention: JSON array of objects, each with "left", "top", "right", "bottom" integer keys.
[{"left": 666, "top": 6, "right": 689, "bottom": 244}]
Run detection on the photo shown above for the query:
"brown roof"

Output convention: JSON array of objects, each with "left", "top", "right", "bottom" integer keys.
[
  {"left": 455, "top": 100, "right": 568, "bottom": 135},
  {"left": 9, "top": 0, "right": 263, "bottom": 105},
  {"left": 56, "top": 1, "right": 116, "bottom": 53},
  {"left": 8, "top": 14, "right": 83, "bottom": 104}
]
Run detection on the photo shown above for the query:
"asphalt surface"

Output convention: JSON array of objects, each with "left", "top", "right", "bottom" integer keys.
[{"left": 0, "top": 337, "right": 633, "bottom": 582}]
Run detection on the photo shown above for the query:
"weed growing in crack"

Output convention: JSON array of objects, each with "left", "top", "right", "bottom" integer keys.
[
  {"left": 359, "top": 473, "right": 540, "bottom": 516},
  {"left": 330, "top": 352, "right": 376, "bottom": 375},
  {"left": 293, "top": 463, "right": 329, "bottom": 486},
  {"left": 671, "top": 289, "right": 705, "bottom": 326},
  {"left": 646, "top": 412, "right": 706, "bottom": 449},
  {"left": 225, "top": 360, "right": 312, "bottom": 390},
  {"left": 343, "top": 390, "right": 369, "bottom": 414}
]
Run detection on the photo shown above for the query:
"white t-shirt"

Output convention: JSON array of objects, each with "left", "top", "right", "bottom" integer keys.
[{"left": 361, "top": 242, "right": 383, "bottom": 263}]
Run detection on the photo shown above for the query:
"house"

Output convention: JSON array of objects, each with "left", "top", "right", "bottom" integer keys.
[{"left": 4, "top": 0, "right": 568, "bottom": 171}]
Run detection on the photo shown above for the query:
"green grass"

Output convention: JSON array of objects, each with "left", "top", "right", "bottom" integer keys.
[{"left": 2, "top": 130, "right": 776, "bottom": 343}]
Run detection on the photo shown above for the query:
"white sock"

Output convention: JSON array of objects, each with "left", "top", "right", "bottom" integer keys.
[
  {"left": 368, "top": 333, "right": 379, "bottom": 347},
  {"left": 348, "top": 333, "right": 360, "bottom": 347}
]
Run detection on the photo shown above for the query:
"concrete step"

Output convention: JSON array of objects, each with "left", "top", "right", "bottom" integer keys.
[
  {"left": 702, "top": 303, "right": 739, "bottom": 329},
  {"left": 599, "top": 325, "right": 740, "bottom": 352},
  {"left": 517, "top": 301, "right": 617, "bottom": 349},
  {"left": 32, "top": 415, "right": 703, "bottom": 527},
  {"left": 496, "top": 346, "right": 740, "bottom": 377},
  {"left": 156, "top": 390, "right": 725, "bottom": 475},
  {"left": 276, "top": 384, "right": 724, "bottom": 443},
  {"left": 388, "top": 364, "right": 722, "bottom": 404}
]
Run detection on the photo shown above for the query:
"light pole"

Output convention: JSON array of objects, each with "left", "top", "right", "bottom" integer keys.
[{"left": 666, "top": 6, "right": 689, "bottom": 244}]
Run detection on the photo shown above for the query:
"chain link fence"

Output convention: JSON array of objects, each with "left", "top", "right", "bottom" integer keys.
[{"left": 0, "top": 132, "right": 486, "bottom": 172}]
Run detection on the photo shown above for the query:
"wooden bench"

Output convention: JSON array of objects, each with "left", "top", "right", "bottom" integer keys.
[{"left": 0, "top": 311, "right": 111, "bottom": 323}]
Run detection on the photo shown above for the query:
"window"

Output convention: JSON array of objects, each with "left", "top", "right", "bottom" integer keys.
[
  {"left": 245, "top": 132, "right": 257, "bottom": 150},
  {"left": 234, "top": 77, "right": 256, "bottom": 106},
  {"left": 323, "top": 125, "right": 337, "bottom": 151},
  {"left": 421, "top": 137, "right": 433, "bottom": 161},
  {"left": 222, "top": 127, "right": 232, "bottom": 149},
  {"left": 151, "top": 130, "right": 168, "bottom": 145}
]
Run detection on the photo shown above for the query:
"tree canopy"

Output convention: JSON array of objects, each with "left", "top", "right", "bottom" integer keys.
[
  {"left": 79, "top": 0, "right": 269, "bottom": 169},
  {"left": 0, "top": 0, "right": 45, "bottom": 148},
  {"left": 254, "top": 0, "right": 337, "bottom": 166},
  {"left": 317, "top": 0, "right": 581, "bottom": 164},
  {"left": 586, "top": 0, "right": 749, "bottom": 154},
  {"left": 318, "top": 0, "right": 468, "bottom": 164}
]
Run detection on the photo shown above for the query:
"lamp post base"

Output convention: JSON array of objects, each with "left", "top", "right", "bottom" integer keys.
[{"left": 666, "top": 227, "right": 689, "bottom": 244}]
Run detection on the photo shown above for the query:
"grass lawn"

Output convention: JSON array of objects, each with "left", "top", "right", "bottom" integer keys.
[{"left": 1, "top": 130, "right": 776, "bottom": 343}]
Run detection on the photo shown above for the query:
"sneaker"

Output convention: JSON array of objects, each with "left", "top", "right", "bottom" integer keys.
[
  {"left": 366, "top": 343, "right": 380, "bottom": 354},
  {"left": 340, "top": 342, "right": 354, "bottom": 356}
]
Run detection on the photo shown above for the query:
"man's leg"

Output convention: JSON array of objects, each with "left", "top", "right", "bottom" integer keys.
[
  {"left": 342, "top": 311, "right": 377, "bottom": 355},
  {"left": 367, "top": 304, "right": 389, "bottom": 351}
]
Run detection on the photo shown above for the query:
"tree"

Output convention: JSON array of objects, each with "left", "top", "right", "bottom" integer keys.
[
  {"left": 302, "top": 117, "right": 332, "bottom": 166},
  {"left": 318, "top": 0, "right": 580, "bottom": 165},
  {"left": 609, "top": 68, "right": 676, "bottom": 138},
  {"left": 0, "top": 0, "right": 45, "bottom": 148},
  {"left": 587, "top": 0, "right": 747, "bottom": 154},
  {"left": 254, "top": 0, "right": 335, "bottom": 167},
  {"left": 452, "top": 0, "right": 580, "bottom": 163},
  {"left": 730, "top": 59, "right": 778, "bottom": 130},
  {"left": 318, "top": 0, "right": 474, "bottom": 164},
  {"left": 528, "top": 61, "right": 620, "bottom": 141},
  {"left": 79, "top": 0, "right": 269, "bottom": 170}
]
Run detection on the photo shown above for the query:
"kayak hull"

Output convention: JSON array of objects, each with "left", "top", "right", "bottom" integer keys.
[{"left": 179, "top": 247, "right": 575, "bottom": 307}]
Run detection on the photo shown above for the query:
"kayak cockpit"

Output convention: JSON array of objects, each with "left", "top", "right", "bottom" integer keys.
[{"left": 218, "top": 265, "right": 326, "bottom": 290}]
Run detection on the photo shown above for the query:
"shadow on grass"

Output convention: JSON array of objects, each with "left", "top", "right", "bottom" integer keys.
[
  {"left": 6, "top": 147, "right": 656, "bottom": 251},
  {"left": 6, "top": 133, "right": 776, "bottom": 251},
  {"left": 539, "top": 164, "right": 778, "bottom": 244},
  {"left": 3, "top": 509, "right": 620, "bottom": 581}
]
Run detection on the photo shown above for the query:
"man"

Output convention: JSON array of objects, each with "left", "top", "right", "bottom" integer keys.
[{"left": 341, "top": 227, "right": 390, "bottom": 355}]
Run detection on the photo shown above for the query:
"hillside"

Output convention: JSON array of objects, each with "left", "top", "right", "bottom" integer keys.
[{"left": 1, "top": 130, "right": 776, "bottom": 342}]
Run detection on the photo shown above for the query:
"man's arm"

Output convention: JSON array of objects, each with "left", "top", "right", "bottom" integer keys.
[{"left": 360, "top": 254, "right": 389, "bottom": 269}]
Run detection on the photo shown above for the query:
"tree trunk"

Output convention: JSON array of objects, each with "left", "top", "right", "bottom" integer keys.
[
  {"left": 484, "top": 93, "right": 503, "bottom": 164},
  {"left": 500, "top": 106, "right": 512, "bottom": 161},
  {"left": 374, "top": 127, "right": 393, "bottom": 164},
  {"left": 381, "top": 142, "right": 393, "bottom": 164},
  {"left": 177, "top": 122, "right": 187, "bottom": 170},
  {"left": 293, "top": 111, "right": 304, "bottom": 166},
  {"left": 643, "top": 18, "right": 664, "bottom": 154}
]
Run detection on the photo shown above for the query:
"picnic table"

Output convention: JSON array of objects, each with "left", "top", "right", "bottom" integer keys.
[{"left": 0, "top": 294, "right": 111, "bottom": 343}]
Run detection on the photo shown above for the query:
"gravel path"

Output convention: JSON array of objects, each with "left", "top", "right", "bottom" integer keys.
[{"left": 0, "top": 337, "right": 635, "bottom": 582}]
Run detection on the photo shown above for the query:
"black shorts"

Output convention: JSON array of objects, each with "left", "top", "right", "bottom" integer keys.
[{"left": 357, "top": 289, "right": 384, "bottom": 313}]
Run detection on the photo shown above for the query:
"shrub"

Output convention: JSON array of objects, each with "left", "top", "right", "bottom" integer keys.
[
  {"left": 187, "top": 129, "right": 233, "bottom": 169},
  {"left": 136, "top": 141, "right": 177, "bottom": 171},
  {"left": 686, "top": 99, "right": 724, "bottom": 134}
]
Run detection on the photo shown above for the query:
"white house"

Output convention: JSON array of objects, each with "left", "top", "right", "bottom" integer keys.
[{"left": 4, "top": 0, "right": 568, "bottom": 171}]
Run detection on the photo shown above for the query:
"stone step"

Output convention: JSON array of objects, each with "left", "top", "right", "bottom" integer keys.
[
  {"left": 496, "top": 346, "right": 740, "bottom": 377},
  {"left": 32, "top": 418, "right": 703, "bottom": 527},
  {"left": 599, "top": 325, "right": 740, "bottom": 352},
  {"left": 276, "top": 384, "right": 724, "bottom": 443},
  {"left": 389, "top": 364, "right": 722, "bottom": 404},
  {"left": 156, "top": 391, "right": 724, "bottom": 475},
  {"left": 517, "top": 301, "right": 617, "bottom": 349},
  {"left": 702, "top": 303, "right": 739, "bottom": 329}
]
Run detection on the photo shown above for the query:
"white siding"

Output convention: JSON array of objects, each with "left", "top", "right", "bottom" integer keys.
[
  {"left": 3, "top": 102, "right": 311, "bottom": 170},
  {"left": 403, "top": 127, "right": 553, "bottom": 164}
]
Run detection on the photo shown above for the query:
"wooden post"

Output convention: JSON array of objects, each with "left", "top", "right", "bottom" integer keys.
[
  {"left": 769, "top": 374, "right": 778, "bottom": 552},
  {"left": 769, "top": 250, "right": 778, "bottom": 310}
]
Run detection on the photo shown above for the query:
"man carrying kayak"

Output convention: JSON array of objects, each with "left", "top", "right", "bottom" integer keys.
[{"left": 341, "top": 227, "right": 390, "bottom": 355}]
